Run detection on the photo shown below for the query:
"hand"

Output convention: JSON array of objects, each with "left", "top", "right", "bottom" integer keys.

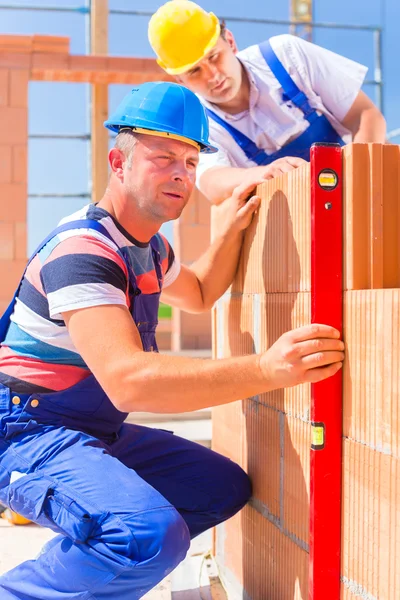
[
  {"left": 261, "top": 156, "right": 307, "bottom": 180},
  {"left": 260, "top": 324, "right": 344, "bottom": 388},
  {"left": 218, "top": 179, "right": 264, "bottom": 236},
  {"left": 236, "top": 157, "right": 307, "bottom": 201}
]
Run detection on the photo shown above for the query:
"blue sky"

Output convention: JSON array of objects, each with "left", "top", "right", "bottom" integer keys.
[{"left": 1, "top": 0, "right": 398, "bottom": 252}]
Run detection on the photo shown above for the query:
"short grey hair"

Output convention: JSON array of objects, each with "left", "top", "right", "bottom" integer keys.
[{"left": 114, "top": 129, "right": 138, "bottom": 169}]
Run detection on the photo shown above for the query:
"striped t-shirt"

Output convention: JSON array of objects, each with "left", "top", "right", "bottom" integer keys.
[{"left": 0, "top": 204, "right": 180, "bottom": 394}]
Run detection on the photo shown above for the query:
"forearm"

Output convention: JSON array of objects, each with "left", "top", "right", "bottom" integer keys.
[
  {"left": 115, "top": 352, "right": 268, "bottom": 413},
  {"left": 352, "top": 108, "right": 386, "bottom": 143},
  {"left": 199, "top": 166, "right": 260, "bottom": 205},
  {"left": 190, "top": 229, "right": 244, "bottom": 309}
]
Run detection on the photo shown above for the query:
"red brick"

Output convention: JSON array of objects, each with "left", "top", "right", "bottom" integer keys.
[
  {"left": 196, "top": 188, "right": 211, "bottom": 225},
  {"left": 12, "top": 146, "right": 27, "bottom": 184},
  {"left": 0, "top": 222, "right": 14, "bottom": 260},
  {"left": 0, "top": 183, "right": 27, "bottom": 220},
  {"left": 0, "top": 146, "right": 12, "bottom": 182},
  {"left": 0, "top": 69, "right": 9, "bottom": 106},
  {"left": 283, "top": 416, "right": 310, "bottom": 544},
  {"left": 14, "top": 221, "right": 27, "bottom": 260},
  {"left": 9, "top": 69, "right": 29, "bottom": 108},
  {"left": 32, "top": 35, "right": 69, "bottom": 54},
  {"left": 0, "top": 35, "right": 32, "bottom": 53},
  {"left": 178, "top": 224, "right": 210, "bottom": 263},
  {"left": 0, "top": 259, "right": 26, "bottom": 301},
  {"left": 0, "top": 52, "right": 31, "bottom": 70},
  {"left": 0, "top": 106, "right": 27, "bottom": 144},
  {"left": 31, "top": 52, "right": 69, "bottom": 72},
  {"left": 69, "top": 55, "right": 108, "bottom": 72}
]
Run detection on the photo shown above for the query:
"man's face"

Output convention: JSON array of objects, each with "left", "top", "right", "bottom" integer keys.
[
  {"left": 177, "top": 36, "right": 243, "bottom": 105},
  {"left": 123, "top": 134, "right": 198, "bottom": 223}
]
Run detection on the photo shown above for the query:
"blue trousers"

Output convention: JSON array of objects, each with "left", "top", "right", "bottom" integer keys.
[{"left": 0, "top": 418, "right": 251, "bottom": 599}]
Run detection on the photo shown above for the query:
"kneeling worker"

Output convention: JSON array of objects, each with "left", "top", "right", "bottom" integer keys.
[{"left": 0, "top": 81, "right": 344, "bottom": 599}]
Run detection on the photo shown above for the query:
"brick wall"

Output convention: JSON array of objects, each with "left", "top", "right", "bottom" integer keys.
[
  {"left": 0, "top": 54, "right": 29, "bottom": 314},
  {"left": 212, "top": 143, "right": 400, "bottom": 599},
  {"left": 172, "top": 187, "right": 212, "bottom": 350}
]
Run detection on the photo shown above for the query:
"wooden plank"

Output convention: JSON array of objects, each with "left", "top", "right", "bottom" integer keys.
[{"left": 91, "top": 0, "right": 109, "bottom": 203}]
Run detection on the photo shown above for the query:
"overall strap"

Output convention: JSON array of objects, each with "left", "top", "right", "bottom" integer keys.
[
  {"left": 149, "top": 237, "right": 165, "bottom": 293},
  {"left": 258, "top": 40, "right": 317, "bottom": 123},
  {"left": 205, "top": 107, "right": 270, "bottom": 166}
]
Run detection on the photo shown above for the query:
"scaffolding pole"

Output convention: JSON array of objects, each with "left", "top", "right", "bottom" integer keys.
[{"left": 90, "top": 0, "right": 109, "bottom": 204}]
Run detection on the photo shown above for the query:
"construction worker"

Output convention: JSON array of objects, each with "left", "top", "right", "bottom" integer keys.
[
  {"left": 148, "top": 0, "right": 387, "bottom": 204},
  {"left": 0, "top": 81, "right": 344, "bottom": 599}
]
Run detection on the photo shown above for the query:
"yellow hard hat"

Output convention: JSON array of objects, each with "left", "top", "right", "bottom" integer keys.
[{"left": 148, "top": 0, "right": 220, "bottom": 75}]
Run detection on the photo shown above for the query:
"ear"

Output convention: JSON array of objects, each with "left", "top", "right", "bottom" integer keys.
[
  {"left": 109, "top": 148, "right": 125, "bottom": 182},
  {"left": 224, "top": 29, "right": 238, "bottom": 54}
]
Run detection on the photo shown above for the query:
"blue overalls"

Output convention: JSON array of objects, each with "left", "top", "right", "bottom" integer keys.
[
  {"left": 0, "top": 220, "right": 251, "bottom": 599},
  {"left": 206, "top": 40, "right": 345, "bottom": 165}
]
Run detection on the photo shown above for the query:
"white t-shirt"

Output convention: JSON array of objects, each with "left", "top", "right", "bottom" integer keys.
[{"left": 197, "top": 34, "right": 368, "bottom": 182}]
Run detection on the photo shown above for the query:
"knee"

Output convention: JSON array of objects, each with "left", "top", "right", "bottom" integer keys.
[
  {"left": 126, "top": 506, "right": 190, "bottom": 575},
  {"left": 219, "top": 460, "right": 252, "bottom": 517}
]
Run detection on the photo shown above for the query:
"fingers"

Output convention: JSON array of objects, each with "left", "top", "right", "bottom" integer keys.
[
  {"left": 287, "top": 324, "right": 341, "bottom": 343},
  {"left": 234, "top": 179, "right": 266, "bottom": 200},
  {"left": 237, "top": 195, "right": 261, "bottom": 218},
  {"left": 301, "top": 350, "right": 345, "bottom": 369},
  {"left": 285, "top": 157, "right": 308, "bottom": 167},
  {"left": 305, "top": 361, "right": 343, "bottom": 383},
  {"left": 263, "top": 157, "right": 308, "bottom": 180},
  {"left": 294, "top": 337, "right": 344, "bottom": 358}
]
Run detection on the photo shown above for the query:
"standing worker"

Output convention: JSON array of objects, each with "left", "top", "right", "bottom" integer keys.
[
  {"left": 148, "top": 0, "right": 387, "bottom": 204},
  {"left": 0, "top": 81, "right": 344, "bottom": 599}
]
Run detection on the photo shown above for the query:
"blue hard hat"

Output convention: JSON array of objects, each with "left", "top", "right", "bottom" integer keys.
[{"left": 104, "top": 81, "right": 218, "bottom": 154}]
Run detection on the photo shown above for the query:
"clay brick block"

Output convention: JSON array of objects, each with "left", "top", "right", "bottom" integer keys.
[
  {"left": 223, "top": 294, "right": 254, "bottom": 357},
  {"left": 283, "top": 416, "right": 310, "bottom": 544},
  {"left": 257, "top": 293, "right": 311, "bottom": 415},
  {"left": 0, "top": 222, "right": 15, "bottom": 260},
  {"left": 12, "top": 146, "right": 27, "bottom": 183},
  {"left": 0, "top": 35, "right": 32, "bottom": 53},
  {"left": 9, "top": 70, "right": 29, "bottom": 108},
  {"left": 0, "top": 183, "right": 27, "bottom": 220},
  {"left": 31, "top": 52, "right": 69, "bottom": 73},
  {"left": 245, "top": 403, "right": 281, "bottom": 518},
  {"left": 343, "top": 289, "right": 400, "bottom": 458},
  {"left": 212, "top": 402, "right": 246, "bottom": 468},
  {"left": 178, "top": 192, "right": 198, "bottom": 225},
  {"left": 342, "top": 143, "right": 400, "bottom": 290},
  {"left": 342, "top": 440, "right": 400, "bottom": 600},
  {"left": 177, "top": 224, "right": 210, "bottom": 263},
  {"left": 196, "top": 189, "right": 211, "bottom": 226},
  {"left": 0, "top": 53, "right": 31, "bottom": 70},
  {"left": 234, "top": 163, "right": 310, "bottom": 294},
  {"left": 0, "top": 259, "right": 26, "bottom": 301},
  {"left": 0, "top": 107, "right": 27, "bottom": 144},
  {"left": 382, "top": 144, "right": 400, "bottom": 287},
  {"left": 69, "top": 55, "right": 108, "bottom": 72},
  {"left": 14, "top": 221, "right": 26, "bottom": 260},
  {"left": 32, "top": 35, "right": 69, "bottom": 54},
  {"left": 217, "top": 504, "right": 309, "bottom": 600},
  {"left": 0, "top": 69, "right": 9, "bottom": 106},
  {"left": 0, "top": 146, "right": 12, "bottom": 182}
]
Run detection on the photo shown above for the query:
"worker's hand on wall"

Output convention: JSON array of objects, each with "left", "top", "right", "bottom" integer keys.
[
  {"left": 259, "top": 156, "right": 307, "bottom": 181},
  {"left": 218, "top": 179, "right": 263, "bottom": 235},
  {"left": 260, "top": 324, "right": 344, "bottom": 389},
  {"left": 232, "top": 157, "right": 307, "bottom": 203}
]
